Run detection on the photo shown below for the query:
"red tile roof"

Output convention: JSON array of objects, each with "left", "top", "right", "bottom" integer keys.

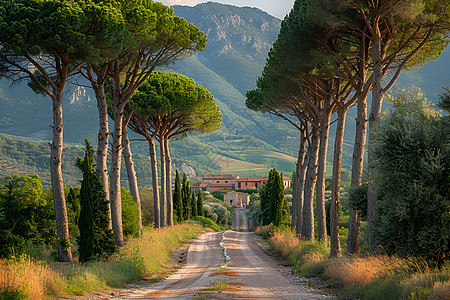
[
  {"left": 191, "top": 183, "right": 209, "bottom": 188},
  {"left": 237, "top": 177, "right": 268, "bottom": 182},
  {"left": 203, "top": 174, "right": 237, "bottom": 180}
]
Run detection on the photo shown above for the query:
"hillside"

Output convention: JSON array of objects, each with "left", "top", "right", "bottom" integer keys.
[{"left": 0, "top": 2, "right": 449, "bottom": 185}]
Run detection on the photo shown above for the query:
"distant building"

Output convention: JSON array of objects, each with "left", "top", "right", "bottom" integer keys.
[
  {"left": 191, "top": 173, "right": 292, "bottom": 195},
  {"left": 237, "top": 177, "right": 267, "bottom": 189},
  {"left": 237, "top": 177, "right": 292, "bottom": 190},
  {"left": 223, "top": 191, "right": 250, "bottom": 208},
  {"left": 191, "top": 182, "right": 210, "bottom": 193},
  {"left": 202, "top": 174, "right": 239, "bottom": 192}
]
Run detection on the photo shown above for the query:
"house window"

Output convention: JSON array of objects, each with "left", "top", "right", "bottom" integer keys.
[
  {"left": 255, "top": 183, "right": 258, "bottom": 188},
  {"left": 238, "top": 182, "right": 241, "bottom": 188},
  {"left": 230, "top": 200, "right": 233, "bottom": 205},
  {"left": 225, "top": 180, "right": 228, "bottom": 183},
  {"left": 217, "top": 181, "right": 220, "bottom": 183},
  {"left": 245, "top": 182, "right": 247, "bottom": 186}
]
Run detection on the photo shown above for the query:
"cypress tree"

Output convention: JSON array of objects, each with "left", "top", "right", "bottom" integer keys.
[
  {"left": 261, "top": 169, "right": 276, "bottom": 225},
  {"left": 197, "top": 191, "right": 204, "bottom": 217},
  {"left": 181, "top": 174, "right": 191, "bottom": 220},
  {"left": 191, "top": 193, "right": 197, "bottom": 217},
  {"left": 271, "top": 169, "right": 285, "bottom": 227},
  {"left": 76, "top": 140, "right": 116, "bottom": 262},
  {"left": 173, "top": 171, "right": 183, "bottom": 222},
  {"left": 67, "top": 187, "right": 80, "bottom": 226}
]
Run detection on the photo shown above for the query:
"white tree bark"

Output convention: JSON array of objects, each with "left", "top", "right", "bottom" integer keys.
[
  {"left": 122, "top": 124, "right": 142, "bottom": 236},
  {"left": 148, "top": 137, "right": 161, "bottom": 228},
  {"left": 51, "top": 89, "right": 72, "bottom": 262},
  {"left": 93, "top": 85, "right": 112, "bottom": 229},
  {"left": 330, "top": 106, "right": 348, "bottom": 258},
  {"left": 302, "top": 132, "right": 319, "bottom": 242}
]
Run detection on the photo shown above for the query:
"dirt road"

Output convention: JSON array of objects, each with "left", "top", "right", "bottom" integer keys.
[{"left": 116, "top": 209, "right": 334, "bottom": 299}]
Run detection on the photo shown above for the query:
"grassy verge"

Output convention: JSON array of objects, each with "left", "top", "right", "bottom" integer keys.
[
  {"left": 0, "top": 222, "right": 202, "bottom": 299},
  {"left": 257, "top": 225, "right": 450, "bottom": 299}
]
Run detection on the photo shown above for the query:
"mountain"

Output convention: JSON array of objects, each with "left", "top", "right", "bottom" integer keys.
[{"left": 0, "top": 2, "right": 449, "bottom": 186}]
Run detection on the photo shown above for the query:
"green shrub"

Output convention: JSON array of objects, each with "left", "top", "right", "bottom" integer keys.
[
  {"left": 192, "top": 216, "right": 223, "bottom": 231},
  {"left": 121, "top": 188, "right": 140, "bottom": 237}
]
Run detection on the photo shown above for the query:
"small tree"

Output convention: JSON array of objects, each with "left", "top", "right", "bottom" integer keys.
[
  {"left": 270, "top": 169, "right": 289, "bottom": 227},
  {"left": 173, "top": 171, "right": 183, "bottom": 223},
  {"left": 197, "top": 191, "right": 204, "bottom": 217},
  {"left": 181, "top": 174, "right": 191, "bottom": 220},
  {"left": 76, "top": 140, "right": 115, "bottom": 262},
  {"left": 191, "top": 193, "right": 198, "bottom": 217}
]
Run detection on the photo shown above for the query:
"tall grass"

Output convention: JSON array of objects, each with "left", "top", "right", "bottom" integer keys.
[
  {"left": 259, "top": 225, "right": 450, "bottom": 299},
  {"left": 0, "top": 222, "right": 202, "bottom": 299}
]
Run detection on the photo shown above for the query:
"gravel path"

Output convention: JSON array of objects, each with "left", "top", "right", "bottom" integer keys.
[{"left": 110, "top": 209, "right": 336, "bottom": 299}]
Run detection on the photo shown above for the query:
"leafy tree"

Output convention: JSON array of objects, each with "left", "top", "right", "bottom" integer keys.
[
  {"left": 127, "top": 72, "right": 222, "bottom": 227},
  {"left": 372, "top": 88, "right": 450, "bottom": 262},
  {"left": 197, "top": 191, "right": 204, "bottom": 217},
  {"left": 347, "top": 184, "right": 368, "bottom": 220},
  {"left": 66, "top": 188, "right": 80, "bottom": 227},
  {"left": 76, "top": 0, "right": 130, "bottom": 230},
  {"left": 76, "top": 140, "right": 116, "bottom": 262},
  {"left": 121, "top": 188, "right": 140, "bottom": 238},
  {"left": 173, "top": 171, "right": 183, "bottom": 223},
  {"left": 0, "top": 0, "right": 106, "bottom": 261},
  {"left": 0, "top": 175, "right": 47, "bottom": 257},
  {"left": 438, "top": 86, "right": 450, "bottom": 113},
  {"left": 106, "top": 1, "right": 206, "bottom": 239}
]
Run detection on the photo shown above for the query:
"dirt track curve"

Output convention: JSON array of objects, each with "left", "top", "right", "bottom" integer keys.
[{"left": 111, "top": 209, "right": 335, "bottom": 299}]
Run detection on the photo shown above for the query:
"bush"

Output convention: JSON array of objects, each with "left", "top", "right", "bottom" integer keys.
[
  {"left": 192, "top": 216, "right": 223, "bottom": 231},
  {"left": 121, "top": 188, "right": 140, "bottom": 237}
]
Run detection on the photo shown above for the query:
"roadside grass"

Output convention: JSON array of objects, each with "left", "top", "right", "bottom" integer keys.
[
  {"left": 0, "top": 222, "right": 202, "bottom": 299},
  {"left": 257, "top": 225, "right": 450, "bottom": 299},
  {"left": 205, "top": 280, "right": 230, "bottom": 292}
]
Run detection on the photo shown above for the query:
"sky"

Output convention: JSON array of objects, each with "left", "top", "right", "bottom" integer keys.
[{"left": 158, "top": 0, "right": 295, "bottom": 19}]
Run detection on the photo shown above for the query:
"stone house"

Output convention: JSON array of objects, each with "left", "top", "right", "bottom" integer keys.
[{"left": 223, "top": 190, "right": 250, "bottom": 208}]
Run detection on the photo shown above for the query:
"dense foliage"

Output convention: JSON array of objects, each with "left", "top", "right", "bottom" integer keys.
[
  {"left": 260, "top": 168, "right": 290, "bottom": 227},
  {"left": 76, "top": 141, "right": 116, "bottom": 262},
  {"left": 173, "top": 171, "right": 183, "bottom": 222},
  {"left": 372, "top": 88, "right": 450, "bottom": 262},
  {"left": 121, "top": 188, "right": 140, "bottom": 238}
]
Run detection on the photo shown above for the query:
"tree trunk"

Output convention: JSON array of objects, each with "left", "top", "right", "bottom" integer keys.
[
  {"left": 348, "top": 88, "right": 369, "bottom": 255},
  {"left": 291, "top": 130, "right": 306, "bottom": 233},
  {"left": 51, "top": 89, "right": 72, "bottom": 262},
  {"left": 330, "top": 107, "right": 347, "bottom": 258},
  {"left": 165, "top": 137, "right": 173, "bottom": 227},
  {"left": 159, "top": 138, "right": 167, "bottom": 227},
  {"left": 367, "top": 32, "right": 384, "bottom": 253},
  {"left": 316, "top": 109, "right": 332, "bottom": 244},
  {"left": 93, "top": 85, "right": 112, "bottom": 229},
  {"left": 302, "top": 131, "right": 319, "bottom": 242},
  {"left": 122, "top": 124, "right": 142, "bottom": 236},
  {"left": 110, "top": 98, "right": 125, "bottom": 247},
  {"left": 148, "top": 137, "right": 161, "bottom": 228},
  {"left": 296, "top": 148, "right": 309, "bottom": 237}
]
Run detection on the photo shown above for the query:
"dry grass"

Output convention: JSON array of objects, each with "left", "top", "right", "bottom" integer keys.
[
  {"left": 400, "top": 269, "right": 450, "bottom": 300},
  {"left": 0, "top": 222, "right": 202, "bottom": 299},
  {"left": 324, "top": 256, "right": 414, "bottom": 286},
  {"left": 0, "top": 257, "right": 64, "bottom": 298},
  {"left": 270, "top": 229, "right": 300, "bottom": 257},
  {"left": 429, "top": 280, "right": 450, "bottom": 300}
]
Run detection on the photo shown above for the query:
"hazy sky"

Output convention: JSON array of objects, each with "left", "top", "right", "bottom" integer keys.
[{"left": 158, "top": 0, "right": 295, "bottom": 19}]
